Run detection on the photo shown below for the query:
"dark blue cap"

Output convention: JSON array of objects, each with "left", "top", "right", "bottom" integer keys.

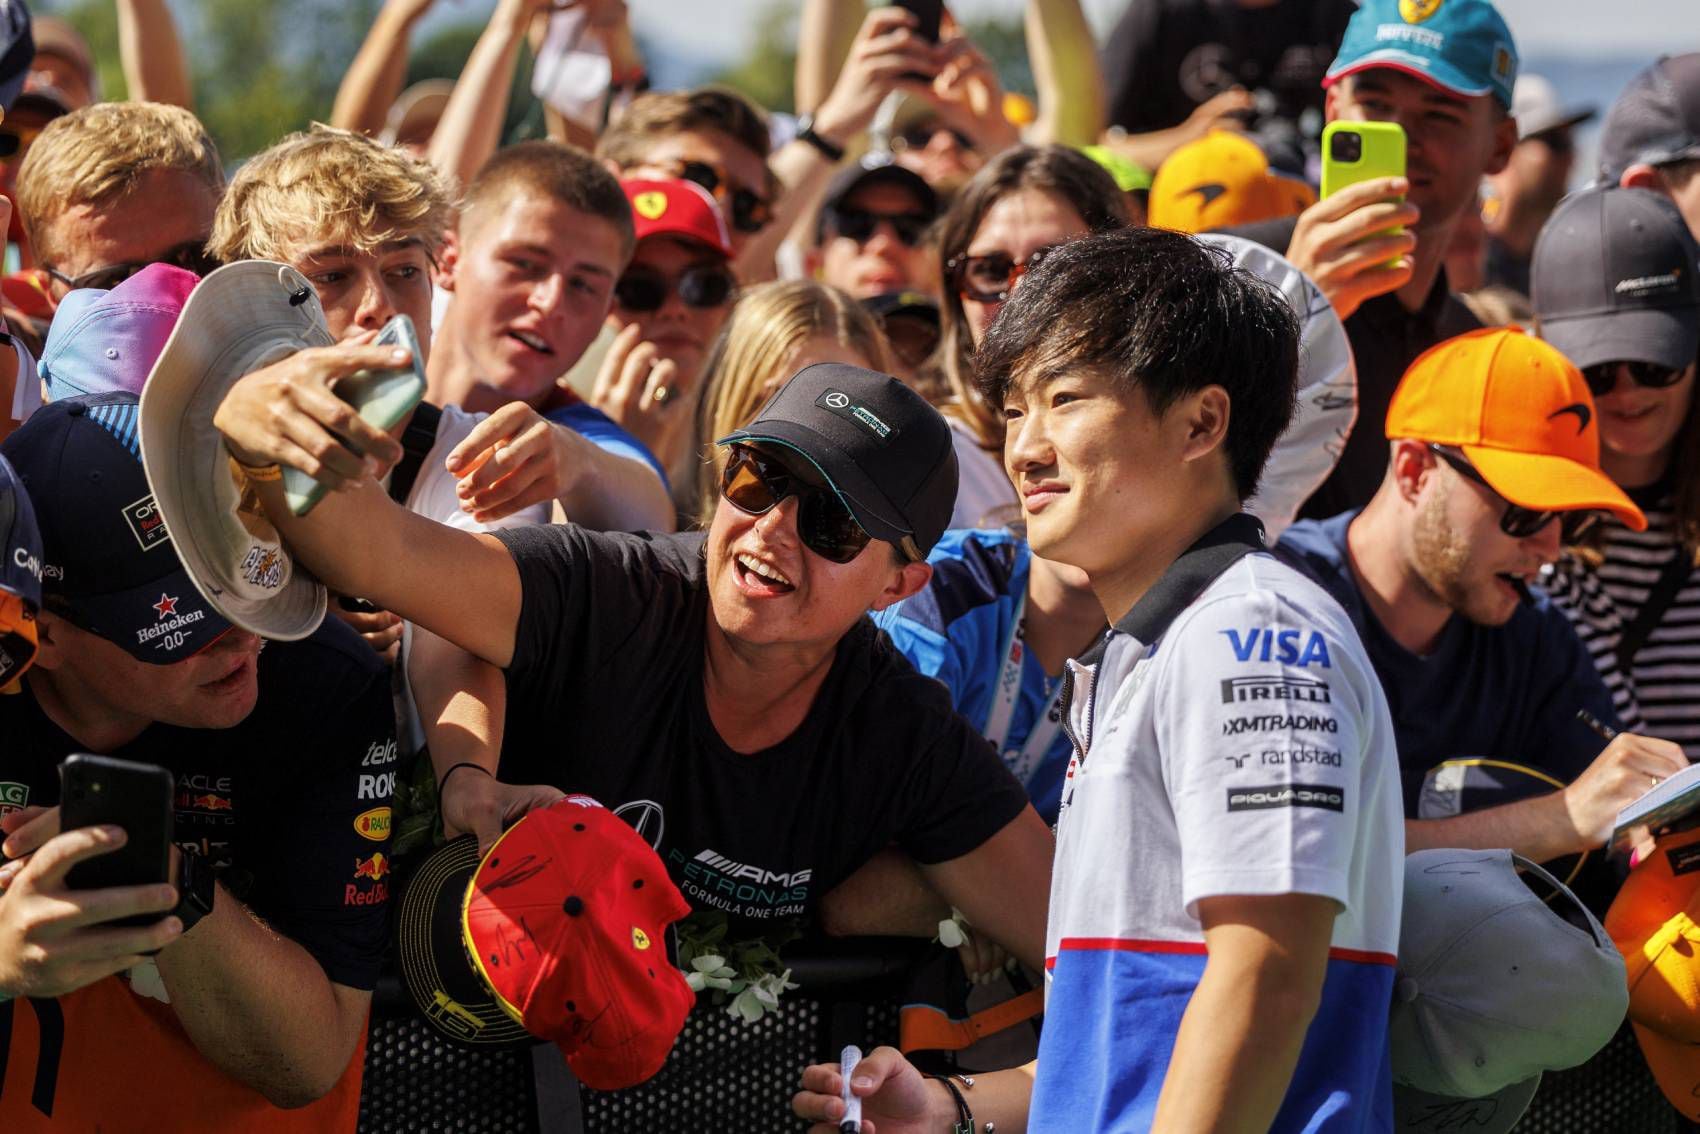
[
  {"left": 0, "top": 449, "right": 41, "bottom": 682},
  {"left": 0, "top": 449, "right": 40, "bottom": 610},
  {"left": 0, "top": 2, "right": 32, "bottom": 114},
  {"left": 0, "top": 392, "right": 231, "bottom": 664}
]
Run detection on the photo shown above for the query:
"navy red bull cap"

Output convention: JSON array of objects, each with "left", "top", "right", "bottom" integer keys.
[
  {"left": 0, "top": 451, "right": 42, "bottom": 683},
  {"left": 0, "top": 393, "right": 231, "bottom": 664}
]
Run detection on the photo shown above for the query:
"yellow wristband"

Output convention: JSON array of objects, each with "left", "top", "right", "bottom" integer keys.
[{"left": 229, "top": 455, "right": 283, "bottom": 483}]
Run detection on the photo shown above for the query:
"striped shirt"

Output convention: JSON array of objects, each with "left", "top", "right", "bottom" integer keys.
[{"left": 1543, "top": 483, "right": 1700, "bottom": 755}]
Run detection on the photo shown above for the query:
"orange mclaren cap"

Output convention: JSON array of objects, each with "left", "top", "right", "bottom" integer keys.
[
  {"left": 1148, "top": 130, "right": 1316, "bottom": 234},
  {"left": 1384, "top": 326, "right": 1646, "bottom": 531},
  {"left": 1606, "top": 826, "right": 1700, "bottom": 1118}
]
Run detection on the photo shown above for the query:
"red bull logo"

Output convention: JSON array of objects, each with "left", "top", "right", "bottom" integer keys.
[
  {"left": 346, "top": 852, "right": 391, "bottom": 906},
  {"left": 180, "top": 791, "right": 233, "bottom": 812},
  {"left": 353, "top": 852, "right": 390, "bottom": 881}
]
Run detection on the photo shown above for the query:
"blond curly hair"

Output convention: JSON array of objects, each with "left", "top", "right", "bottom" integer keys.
[{"left": 209, "top": 124, "right": 456, "bottom": 264}]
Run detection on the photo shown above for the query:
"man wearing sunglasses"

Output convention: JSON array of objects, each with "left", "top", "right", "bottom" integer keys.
[
  {"left": 590, "top": 177, "right": 739, "bottom": 492},
  {"left": 211, "top": 357, "right": 1051, "bottom": 966},
  {"left": 1276, "top": 327, "right": 1687, "bottom": 909},
  {"left": 806, "top": 159, "right": 939, "bottom": 301},
  {"left": 16, "top": 102, "right": 222, "bottom": 310}
]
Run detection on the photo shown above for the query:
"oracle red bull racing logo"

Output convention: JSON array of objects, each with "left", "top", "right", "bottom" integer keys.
[{"left": 347, "top": 852, "right": 391, "bottom": 906}]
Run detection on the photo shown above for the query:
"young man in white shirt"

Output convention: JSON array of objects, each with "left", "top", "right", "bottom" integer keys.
[{"left": 795, "top": 226, "right": 1405, "bottom": 1133}]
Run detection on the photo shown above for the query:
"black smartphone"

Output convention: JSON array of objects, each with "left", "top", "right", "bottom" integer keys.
[
  {"left": 896, "top": 0, "right": 943, "bottom": 44},
  {"left": 60, "top": 754, "right": 174, "bottom": 924}
]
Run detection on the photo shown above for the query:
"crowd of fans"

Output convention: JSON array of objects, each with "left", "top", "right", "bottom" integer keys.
[{"left": 0, "top": 0, "right": 1697, "bottom": 1130}]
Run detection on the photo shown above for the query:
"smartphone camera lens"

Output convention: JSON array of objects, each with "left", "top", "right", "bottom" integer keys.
[{"left": 1330, "top": 130, "right": 1363, "bottom": 163}]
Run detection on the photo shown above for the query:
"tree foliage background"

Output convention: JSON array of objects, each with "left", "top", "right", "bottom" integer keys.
[{"left": 33, "top": 0, "right": 1027, "bottom": 164}]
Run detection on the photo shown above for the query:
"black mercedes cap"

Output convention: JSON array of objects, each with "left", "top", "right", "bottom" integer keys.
[
  {"left": 1598, "top": 53, "right": 1700, "bottom": 182},
  {"left": 717, "top": 362, "right": 958, "bottom": 557},
  {"left": 1532, "top": 186, "right": 1700, "bottom": 372}
]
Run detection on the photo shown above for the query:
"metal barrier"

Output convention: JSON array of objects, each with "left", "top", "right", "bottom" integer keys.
[{"left": 357, "top": 936, "right": 929, "bottom": 1134}]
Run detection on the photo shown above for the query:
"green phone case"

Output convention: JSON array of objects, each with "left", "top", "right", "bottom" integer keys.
[
  {"left": 283, "top": 314, "right": 427, "bottom": 517},
  {"left": 1320, "top": 120, "right": 1408, "bottom": 200}
]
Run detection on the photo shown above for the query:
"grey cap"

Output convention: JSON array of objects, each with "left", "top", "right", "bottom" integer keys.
[
  {"left": 1390, "top": 850, "right": 1628, "bottom": 1133},
  {"left": 1531, "top": 185, "right": 1700, "bottom": 372},
  {"left": 1599, "top": 53, "right": 1700, "bottom": 181}
]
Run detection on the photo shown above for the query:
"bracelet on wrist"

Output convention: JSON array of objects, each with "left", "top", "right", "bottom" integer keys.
[
  {"left": 438, "top": 761, "right": 493, "bottom": 796},
  {"left": 227, "top": 454, "right": 282, "bottom": 483},
  {"left": 930, "top": 1073, "right": 975, "bottom": 1134}
]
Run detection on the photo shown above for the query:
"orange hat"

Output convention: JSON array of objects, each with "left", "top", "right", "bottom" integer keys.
[
  {"left": 1147, "top": 130, "right": 1316, "bottom": 234},
  {"left": 1384, "top": 326, "right": 1646, "bottom": 531},
  {"left": 1606, "top": 826, "right": 1700, "bottom": 1118}
]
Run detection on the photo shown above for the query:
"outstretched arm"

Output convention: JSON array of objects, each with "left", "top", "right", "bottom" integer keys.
[
  {"left": 428, "top": 0, "right": 558, "bottom": 191},
  {"left": 1025, "top": 0, "right": 1104, "bottom": 147},
  {"left": 330, "top": 0, "right": 440, "bottom": 136},
  {"left": 213, "top": 341, "right": 522, "bottom": 666},
  {"left": 117, "top": 0, "right": 192, "bottom": 108}
]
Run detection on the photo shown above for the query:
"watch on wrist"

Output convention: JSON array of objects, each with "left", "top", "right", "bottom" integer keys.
[
  {"left": 171, "top": 846, "right": 216, "bottom": 934},
  {"left": 793, "top": 113, "right": 846, "bottom": 163}
]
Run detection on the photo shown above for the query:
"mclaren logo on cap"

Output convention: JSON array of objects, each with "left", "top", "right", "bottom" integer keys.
[
  {"left": 1615, "top": 269, "right": 1682, "bottom": 297},
  {"left": 815, "top": 388, "right": 894, "bottom": 440},
  {"left": 1549, "top": 403, "right": 1592, "bottom": 434},
  {"left": 634, "top": 192, "right": 668, "bottom": 220},
  {"left": 1399, "top": 0, "right": 1443, "bottom": 22},
  {"left": 1185, "top": 183, "right": 1229, "bottom": 207}
]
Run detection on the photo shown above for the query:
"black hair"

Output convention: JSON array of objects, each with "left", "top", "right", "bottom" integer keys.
[{"left": 974, "top": 227, "right": 1299, "bottom": 500}]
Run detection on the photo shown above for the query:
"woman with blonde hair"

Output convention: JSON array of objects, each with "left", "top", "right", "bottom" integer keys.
[{"left": 691, "top": 280, "right": 891, "bottom": 525}]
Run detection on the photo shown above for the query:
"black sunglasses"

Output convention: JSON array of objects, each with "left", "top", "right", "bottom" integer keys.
[
  {"left": 895, "top": 123, "right": 975, "bottom": 153},
  {"left": 1581, "top": 359, "right": 1688, "bottom": 398},
  {"left": 721, "top": 443, "right": 898, "bottom": 565},
  {"left": 44, "top": 241, "right": 222, "bottom": 293},
  {"left": 946, "top": 244, "right": 1060, "bottom": 304},
  {"left": 674, "top": 160, "right": 772, "bottom": 234},
  {"left": 614, "top": 265, "right": 736, "bottom": 312},
  {"left": 826, "top": 207, "right": 931, "bottom": 247},
  {"left": 1430, "top": 445, "right": 1602, "bottom": 543}
]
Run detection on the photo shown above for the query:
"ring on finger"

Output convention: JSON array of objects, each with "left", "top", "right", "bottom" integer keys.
[{"left": 653, "top": 385, "right": 672, "bottom": 405}]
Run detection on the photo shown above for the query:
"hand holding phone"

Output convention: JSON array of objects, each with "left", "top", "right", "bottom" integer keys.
[
  {"left": 1287, "top": 122, "right": 1418, "bottom": 319},
  {"left": 60, "top": 755, "right": 175, "bottom": 921},
  {"left": 0, "top": 798, "right": 182, "bottom": 1000},
  {"left": 282, "top": 314, "right": 427, "bottom": 517}
]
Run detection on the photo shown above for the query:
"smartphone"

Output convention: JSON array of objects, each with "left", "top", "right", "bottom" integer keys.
[
  {"left": 895, "top": 0, "right": 943, "bottom": 44},
  {"left": 1321, "top": 121, "right": 1407, "bottom": 266},
  {"left": 59, "top": 754, "right": 174, "bottom": 924},
  {"left": 283, "top": 313, "right": 428, "bottom": 517}
]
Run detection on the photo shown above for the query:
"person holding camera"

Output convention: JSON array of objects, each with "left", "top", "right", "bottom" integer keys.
[
  {"left": 1233, "top": 0, "right": 1520, "bottom": 521},
  {"left": 0, "top": 395, "right": 398, "bottom": 1132}
]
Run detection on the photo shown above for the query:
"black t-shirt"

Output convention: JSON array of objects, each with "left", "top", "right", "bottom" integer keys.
[
  {"left": 494, "top": 525, "right": 1031, "bottom": 926},
  {"left": 1, "top": 619, "right": 398, "bottom": 990},
  {"left": 1100, "top": 0, "right": 1354, "bottom": 139},
  {"left": 1228, "top": 214, "right": 1483, "bottom": 521}
]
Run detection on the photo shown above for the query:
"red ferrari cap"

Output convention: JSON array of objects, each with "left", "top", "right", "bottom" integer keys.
[
  {"left": 622, "top": 178, "right": 733, "bottom": 258},
  {"left": 462, "top": 796, "right": 695, "bottom": 1090}
]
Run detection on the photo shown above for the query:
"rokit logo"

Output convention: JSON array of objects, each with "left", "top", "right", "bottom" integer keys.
[
  {"left": 1220, "top": 676, "right": 1331, "bottom": 705},
  {"left": 1222, "top": 714, "right": 1339, "bottom": 736},
  {"left": 357, "top": 772, "right": 396, "bottom": 800},
  {"left": 1226, "top": 783, "right": 1345, "bottom": 812},
  {"left": 1222, "top": 627, "right": 1332, "bottom": 668}
]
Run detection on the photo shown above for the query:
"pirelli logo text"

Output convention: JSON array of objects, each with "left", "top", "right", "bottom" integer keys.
[
  {"left": 1226, "top": 783, "right": 1345, "bottom": 813},
  {"left": 1220, "top": 676, "right": 1331, "bottom": 705}
]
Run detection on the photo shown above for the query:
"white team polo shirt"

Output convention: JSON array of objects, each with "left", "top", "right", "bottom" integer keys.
[{"left": 1032, "top": 514, "right": 1404, "bottom": 1133}]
